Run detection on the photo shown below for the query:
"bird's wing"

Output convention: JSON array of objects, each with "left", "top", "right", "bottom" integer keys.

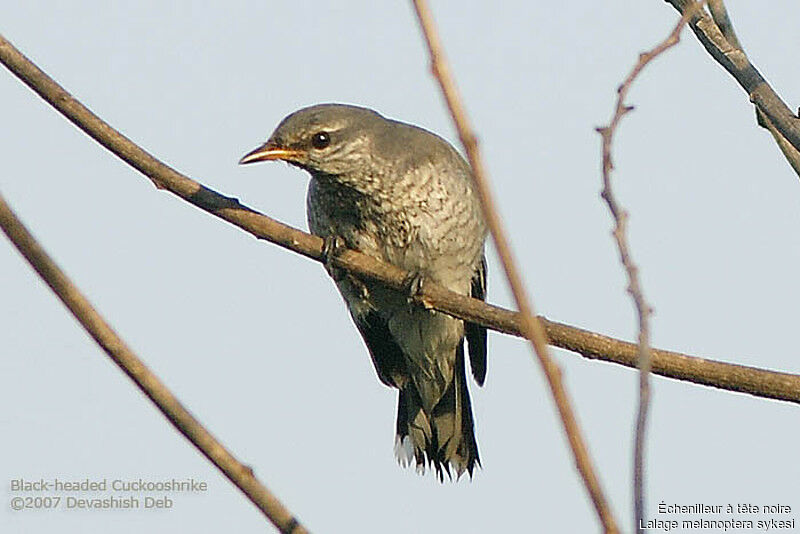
[
  {"left": 353, "top": 310, "right": 408, "bottom": 389},
  {"left": 465, "top": 256, "right": 487, "bottom": 386}
]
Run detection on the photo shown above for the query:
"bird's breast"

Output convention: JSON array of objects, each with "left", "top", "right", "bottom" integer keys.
[
  {"left": 306, "top": 177, "right": 387, "bottom": 260},
  {"left": 306, "top": 174, "right": 483, "bottom": 292}
]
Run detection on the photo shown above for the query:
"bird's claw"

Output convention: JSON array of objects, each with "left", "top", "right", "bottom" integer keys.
[
  {"left": 321, "top": 235, "right": 347, "bottom": 281},
  {"left": 404, "top": 271, "right": 426, "bottom": 305}
]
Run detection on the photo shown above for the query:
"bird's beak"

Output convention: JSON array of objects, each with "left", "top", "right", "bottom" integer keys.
[{"left": 238, "top": 142, "right": 300, "bottom": 165}]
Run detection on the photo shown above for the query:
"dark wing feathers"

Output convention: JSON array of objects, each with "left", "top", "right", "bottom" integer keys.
[
  {"left": 354, "top": 256, "right": 486, "bottom": 389},
  {"left": 464, "top": 256, "right": 487, "bottom": 386},
  {"left": 353, "top": 310, "right": 408, "bottom": 388}
]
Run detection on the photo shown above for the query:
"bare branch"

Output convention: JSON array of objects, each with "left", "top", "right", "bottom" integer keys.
[
  {"left": 0, "top": 190, "right": 308, "bottom": 534},
  {"left": 665, "top": 0, "right": 800, "bottom": 178},
  {"left": 410, "top": 1, "right": 619, "bottom": 531},
  {"left": 545, "top": 319, "right": 800, "bottom": 404},
  {"left": 597, "top": 4, "right": 703, "bottom": 531}
]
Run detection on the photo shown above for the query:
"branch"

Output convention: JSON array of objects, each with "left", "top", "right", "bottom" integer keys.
[
  {"left": 665, "top": 0, "right": 800, "bottom": 177},
  {"left": 597, "top": 4, "right": 703, "bottom": 531},
  {"left": 0, "top": 190, "right": 308, "bottom": 534},
  {"left": 410, "top": 2, "right": 619, "bottom": 531}
]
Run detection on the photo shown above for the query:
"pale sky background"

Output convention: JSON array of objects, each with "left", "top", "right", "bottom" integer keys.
[{"left": 2, "top": 2, "right": 800, "bottom": 533}]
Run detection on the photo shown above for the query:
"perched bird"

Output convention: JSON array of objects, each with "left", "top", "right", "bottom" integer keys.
[{"left": 240, "top": 104, "right": 488, "bottom": 480}]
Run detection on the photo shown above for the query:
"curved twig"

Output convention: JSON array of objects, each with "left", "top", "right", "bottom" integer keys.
[{"left": 597, "top": 4, "right": 704, "bottom": 531}]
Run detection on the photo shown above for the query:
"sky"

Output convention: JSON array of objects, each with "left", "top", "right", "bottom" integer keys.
[{"left": 2, "top": 2, "right": 799, "bottom": 533}]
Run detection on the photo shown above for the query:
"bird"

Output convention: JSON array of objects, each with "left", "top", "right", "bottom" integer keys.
[{"left": 239, "top": 104, "right": 488, "bottom": 480}]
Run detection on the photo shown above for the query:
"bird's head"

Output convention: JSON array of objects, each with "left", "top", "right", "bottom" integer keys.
[{"left": 239, "top": 103, "right": 385, "bottom": 179}]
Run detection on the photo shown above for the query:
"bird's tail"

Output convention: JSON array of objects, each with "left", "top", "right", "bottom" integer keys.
[{"left": 394, "top": 342, "right": 480, "bottom": 481}]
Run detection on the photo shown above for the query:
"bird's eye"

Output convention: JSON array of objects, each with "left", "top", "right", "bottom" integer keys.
[{"left": 311, "top": 131, "right": 331, "bottom": 150}]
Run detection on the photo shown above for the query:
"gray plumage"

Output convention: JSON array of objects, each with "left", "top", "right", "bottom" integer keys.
[{"left": 240, "top": 104, "right": 488, "bottom": 480}]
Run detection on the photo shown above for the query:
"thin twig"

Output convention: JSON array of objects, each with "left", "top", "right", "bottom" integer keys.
[
  {"left": 665, "top": 0, "right": 800, "bottom": 179},
  {"left": 597, "top": 4, "right": 704, "bottom": 531},
  {"left": 1, "top": 33, "right": 798, "bottom": 409},
  {"left": 707, "top": 0, "right": 742, "bottom": 50},
  {"left": 758, "top": 108, "right": 800, "bottom": 177},
  {"left": 410, "top": 2, "right": 619, "bottom": 532},
  {"left": 0, "top": 190, "right": 308, "bottom": 534}
]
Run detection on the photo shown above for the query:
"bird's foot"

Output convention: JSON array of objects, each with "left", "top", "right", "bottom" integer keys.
[
  {"left": 321, "top": 235, "right": 370, "bottom": 298},
  {"left": 321, "top": 235, "right": 347, "bottom": 281},
  {"left": 403, "top": 271, "right": 427, "bottom": 306}
]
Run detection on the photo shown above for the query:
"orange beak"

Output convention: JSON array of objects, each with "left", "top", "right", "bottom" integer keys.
[{"left": 238, "top": 142, "right": 300, "bottom": 165}]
